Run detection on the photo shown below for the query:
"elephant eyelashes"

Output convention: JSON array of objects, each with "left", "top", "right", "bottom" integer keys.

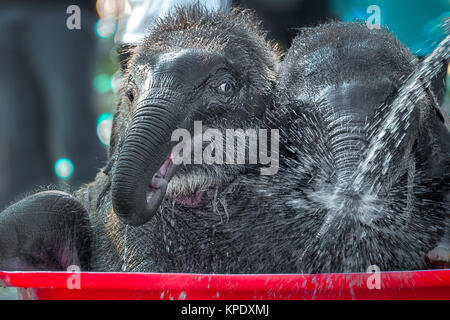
[
  {"left": 125, "top": 75, "right": 136, "bottom": 103},
  {"left": 126, "top": 86, "right": 135, "bottom": 103}
]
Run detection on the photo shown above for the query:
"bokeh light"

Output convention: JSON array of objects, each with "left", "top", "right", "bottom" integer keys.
[
  {"left": 95, "top": 18, "right": 117, "bottom": 39},
  {"left": 54, "top": 158, "right": 74, "bottom": 180},
  {"left": 96, "top": 0, "right": 129, "bottom": 20},
  {"left": 97, "top": 113, "right": 114, "bottom": 146},
  {"left": 95, "top": 0, "right": 130, "bottom": 39},
  {"left": 93, "top": 73, "right": 112, "bottom": 93}
]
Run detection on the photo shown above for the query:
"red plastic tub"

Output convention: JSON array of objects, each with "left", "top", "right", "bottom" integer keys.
[{"left": 1, "top": 270, "right": 450, "bottom": 300}]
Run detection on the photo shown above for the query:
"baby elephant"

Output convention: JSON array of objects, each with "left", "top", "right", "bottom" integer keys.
[{"left": 0, "top": 6, "right": 449, "bottom": 273}]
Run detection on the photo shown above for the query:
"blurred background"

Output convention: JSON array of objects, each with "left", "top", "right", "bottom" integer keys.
[{"left": 0, "top": 0, "right": 448, "bottom": 226}]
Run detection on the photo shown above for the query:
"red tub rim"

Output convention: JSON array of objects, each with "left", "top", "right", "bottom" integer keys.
[{"left": 1, "top": 269, "right": 449, "bottom": 300}]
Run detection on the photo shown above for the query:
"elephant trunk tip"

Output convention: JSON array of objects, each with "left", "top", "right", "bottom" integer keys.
[{"left": 112, "top": 155, "right": 177, "bottom": 227}]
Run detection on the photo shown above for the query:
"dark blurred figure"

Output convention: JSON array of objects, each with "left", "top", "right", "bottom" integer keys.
[
  {"left": 232, "top": 0, "right": 334, "bottom": 50},
  {"left": 0, "top": 1, "right": 106, "bottom": 209}
]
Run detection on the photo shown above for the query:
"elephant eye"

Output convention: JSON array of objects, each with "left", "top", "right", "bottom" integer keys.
[
  {"left": 126, "top": 85, "right": 135, "bottom": 103},
  {"left": 217, "top": 82, "right": 234, "bottom": 95}
]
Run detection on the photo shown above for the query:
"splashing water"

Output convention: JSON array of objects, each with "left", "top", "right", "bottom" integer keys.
[
  {"left": 121, "top": 225, "right": 129, "bottom": 272},
  {"left": 352, "top": 34, "right": 450, "bottom": 194}
]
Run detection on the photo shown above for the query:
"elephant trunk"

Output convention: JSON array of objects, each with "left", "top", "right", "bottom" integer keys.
[
  {"left": 320, "top": 84, "right": 371, "bottom": 189},
  {"left": 111, "top": 97, "right": 181, "bottom": 226}
]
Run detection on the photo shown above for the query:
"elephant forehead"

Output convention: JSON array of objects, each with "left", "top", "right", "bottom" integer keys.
[
  {"left": 151, "top": 49, "right": 228, "bottom": 81},
  {"left": 295, "top": 78, "right": 397, "bottom": 116}
]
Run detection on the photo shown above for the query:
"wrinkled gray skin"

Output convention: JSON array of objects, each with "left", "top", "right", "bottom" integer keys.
[{"left": 0, "top": 7, "right": 449, "bottom": 273}]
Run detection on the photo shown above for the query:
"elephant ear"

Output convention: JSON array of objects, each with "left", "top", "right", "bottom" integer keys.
[{"left": 0, "top": 191, "right": 91, "bottom": 271}]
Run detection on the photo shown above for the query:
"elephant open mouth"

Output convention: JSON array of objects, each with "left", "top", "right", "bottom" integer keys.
[{"left": 148, "top": 155, "right": 217, "bottom": 209}]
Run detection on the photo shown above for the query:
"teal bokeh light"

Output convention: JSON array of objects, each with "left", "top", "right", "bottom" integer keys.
[
  {"left": 93, "top": 73, "right": 112, "bottom": 94},
  {"left": 54, "top": 158, "right": 74, "bottom": 180},
  {"left": 97, "top": 113, "right": 114, "bottom": 146},
  {"left": 94, "top": 18, "right": 117, "bottom": 39}
]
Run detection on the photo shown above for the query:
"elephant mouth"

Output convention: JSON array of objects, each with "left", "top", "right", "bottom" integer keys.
[
  {"left": 147, "top": 157, "right": 218, "bottom": 210},
  {"left": 167, "top": 189, "right": 212, "bottom": 208},
  {"left": 148, "top": 157, "right": 215, "bottom": 209},
  {"left": 146, "top": 155, "right": 177, "bottom": 213}
]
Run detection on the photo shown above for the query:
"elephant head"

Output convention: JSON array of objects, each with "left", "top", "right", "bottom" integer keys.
[{"left": 109, "top": 6, "right": 280, "bottom": 226}]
